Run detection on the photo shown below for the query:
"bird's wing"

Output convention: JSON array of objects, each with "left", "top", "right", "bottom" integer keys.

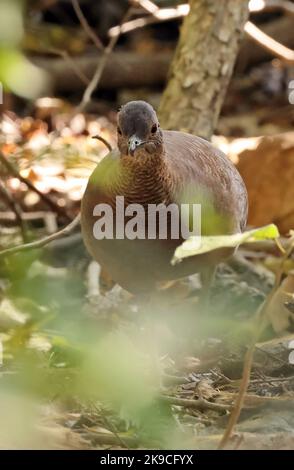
[{"left": 162, "top": 130, "right": 248, "bottom": 235}]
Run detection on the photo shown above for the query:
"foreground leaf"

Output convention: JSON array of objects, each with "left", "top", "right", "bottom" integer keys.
[{"left": 172, "top": 224, "right": 279, "bottom": 265}]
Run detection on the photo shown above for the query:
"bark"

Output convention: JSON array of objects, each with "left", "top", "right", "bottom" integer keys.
[{"left": 158, "top": 0, "right": 249, "bottom": 139}]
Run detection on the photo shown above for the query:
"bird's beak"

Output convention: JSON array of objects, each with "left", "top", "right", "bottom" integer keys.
[{"left": 128, "top": 135, "right": 143, "bottom": 156}]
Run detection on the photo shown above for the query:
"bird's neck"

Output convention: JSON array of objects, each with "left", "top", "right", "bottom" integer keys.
[{"left": 116, "top": 152, "right": 171, "bottom": 205}]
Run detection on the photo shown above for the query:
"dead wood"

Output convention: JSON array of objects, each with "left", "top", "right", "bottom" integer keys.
[{"left": 31, "top": 51, "right": 173, "bottom": 92}]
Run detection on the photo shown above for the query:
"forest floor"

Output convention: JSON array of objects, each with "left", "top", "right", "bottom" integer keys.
[{"left": 1, "top": 80, "right": 294, "bottom": 450}]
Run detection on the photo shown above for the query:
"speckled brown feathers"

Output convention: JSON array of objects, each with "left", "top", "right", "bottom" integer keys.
[{"left": 81, "top": 101, "right": 248, "bottom": 293}]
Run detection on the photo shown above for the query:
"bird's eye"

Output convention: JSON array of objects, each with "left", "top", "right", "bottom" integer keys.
[
  {"left": 151, "top": 124, "right": 157, "bottom": 134},
  {"left": 117, "top": 127, "right": 122, "bottom": 135}
]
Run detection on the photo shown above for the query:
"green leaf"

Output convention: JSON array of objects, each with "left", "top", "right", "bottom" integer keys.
[
  {"left": 172, "top": 224, "right": 280, "bottom": 265},
  {"left": 0, "top": 47, "right": 48, "bottom": 99}
]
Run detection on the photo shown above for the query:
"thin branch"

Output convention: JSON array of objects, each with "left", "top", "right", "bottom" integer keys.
[
  {"left": 81, "top": 429, "right": 138, "bottom": 447},
  {"left": 0, "top": 181, "right": 27, "bottom": 242},
  {"left": 0, "top": 214, "right": 80, "bottom": 259},
  {"left": 92, "top": 135, "right": 113, "bottom": 152},
  {"left": 112, "top": 0, "right": 294, "bottom": 38},
  {"left": 160, "top": 395, "right": 231, "bottom": 413},
  {"left": 71, "top": 0, "right": 103, "bottom": 51},
  {"left": 249, "top": 0, "right": 294, "bottom": 15},
  {"left": 0, "top": 151, "right": 71, "bottom": 221},
  {"left": 109, "top": 3, "right": 294, "bottom": 67},
  {"left": 47, "top": 47, "right": 90, "bottom": 85},
  {"left": 218, "top": 234, "right": 294, "bottom": 449},
  {"left": 0, "top": 211, "right": 53, "bottom": 222},
  {"left": 77, "top": 9, "right": 132, "bottom": 112},
  {"left": 245, "top": 21, "right": 294, "bottom": 64},
  {"left": 101, "top": 414, "right": 130, "bottom": 450},
  {"left": 109, "top": 4, "right": 189, "bottom": 37},
  {"left": 130, "top": 0, "right": 159, "bottom": 14}
]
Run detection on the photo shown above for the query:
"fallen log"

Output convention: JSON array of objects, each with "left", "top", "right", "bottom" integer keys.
[{"left": 31, "top": 50, "right": 173, "bottom": 92}]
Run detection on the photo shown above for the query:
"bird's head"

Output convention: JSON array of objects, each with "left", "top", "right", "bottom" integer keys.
[{"left": 117, "top": 101, "right": 163, "bottom": 159}]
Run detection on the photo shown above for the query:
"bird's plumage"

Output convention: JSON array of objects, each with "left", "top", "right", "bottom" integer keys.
[{"left": 81, "top": 102, "right": 248, "bottom": 293}]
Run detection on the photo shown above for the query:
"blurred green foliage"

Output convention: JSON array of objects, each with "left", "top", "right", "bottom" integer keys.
[
  {"left": 0, "top": 0, "right": 48, "bottom": 99},
  {"left": 0, "top": 221, "right": 273, "bottom": 449}
]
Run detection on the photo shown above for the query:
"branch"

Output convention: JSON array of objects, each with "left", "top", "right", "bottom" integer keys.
[
  {"left": 47, "top": 48, "right": 90, "bottom": 85},
  {"left": 77, "top": 9, "right": 132, "bottom": 112},
  {"left": 0, "top": 213, "right": 80, "bottom": 259},
  {"left": 160, "top": 395, "right": 231, "bottom": 413},
  {"left": 109, "top": 4, "right": 189, "bottom": 37},
  {"left": 92, "top": 135, "right": 113, "bottom": 152},
  {"left": 245, "top": 21, "right": 294, "bottom": 64},
  {"left": 0, "top": 181, "right": 27, "bottom": 242},
  {"left": 218, "top": 234, "right": 294, "bottom": 449},
  {"left": 0, "top": 151, "right": 71, "bottom": 221},
  {"left": 249, "top": 0, "right": 294, "bottom": 15},
  {"left": 82, "top": 429, "right": 138, "bottom": 447},
  {"left": 109, "top": 3, "right": 294, "bottom": 67},
  {"left": 0, "top": 211, "right": 55, "bottom": 222},
  {"left": 130, "top": 0, "right": 159, "bottom": 14},
  {"left": 111, "top": 0, "right": 294, "bottom": 38},
  {"left": 71, "top": 0, "right": 104, "bottom": 51}
]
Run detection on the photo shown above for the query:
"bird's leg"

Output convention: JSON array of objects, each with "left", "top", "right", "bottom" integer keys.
[
  {"left": 199, "top": 265, "right": 216, "bottom": 312},
  {"left": 87, "top": 261, "right": 101, "bottom": 303},
  {"left": 86, "top": 261, "right": 123, "bottom": 316}
]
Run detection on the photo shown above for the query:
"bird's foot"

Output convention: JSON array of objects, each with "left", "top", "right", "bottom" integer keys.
[{"left": 85, "top": 285, "right": 129, "bottom": 320}]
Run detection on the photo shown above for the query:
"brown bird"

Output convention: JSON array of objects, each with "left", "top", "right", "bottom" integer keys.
[{"left": 81, "top": 101, "right": 248, "bottom": 294}]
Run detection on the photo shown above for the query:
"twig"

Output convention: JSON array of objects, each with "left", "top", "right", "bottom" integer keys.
[
  {"left": 0, "top": 213, "right": 80, "bottom": 258},
  {"left": 101, "top": 415, "right": 129, "bottom": 450},
  {"left": 0, "top": 151, "right": 71, "bottom": 221},
  {"left": 131, "top": 0, "right": 159, "bottom": 14},
  {"left": 218, "top": 234, "right": 294, "bottom": 449},
  {"left": 0, "top": 181, "right": 27, "bottom": 242},
  {"left": 82, "top": 429, "right": 138, "bottom": 447},
  {"left": 92, "top": 135, "right": 113, "bottom": 152},
  {"left": 77, "top": 9, "right": 132, "bottom": 112},
  {"left": 47, "top": 47, "right": 90, "bottom": 85},
  {"left": 109, "top": 4, "right": 189, "bottom": 37},
  {"left": 245, "top": 21, "right": 294, "bottom": 64},
  {"left": 114, "top": 0, "right": 293, "bottom": 39},
  {"left": 250, "top": 375, "right": 294, "bottom": 384},
  {"left": 109, "top": 4, "right": 294, "bottom": 66},
  {"left": 90, "top": 402, "right": 130, "bottom": 449},
  {"left": 0, "top": 211, "right": 53, "bottom": 222},
  {"left": 162, "top": 374, "right": 190, "bottom": 385},
  {"left": 160, "top": 395, "right": 231, "bottom": 412},
  {"left": 249, "top": 0, "right": 294, "bottom": 15},
  {"left": 71, "top": 0, "right": 103, "bottom": 51},
  {"left": 233, "top": 433, "right": 244, "bottom": 450},
  {"left": 255, "top": 345, "right": 289, "bottom": 366}
]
